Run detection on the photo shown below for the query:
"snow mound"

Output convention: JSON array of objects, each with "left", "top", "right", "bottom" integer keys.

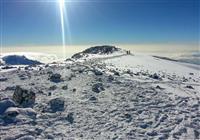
[
  {"left": 71, "top": 45, "right": 121, "bottom": 59},
  {"left": 1, "top": 55, "right": 42, "bottom": 65}
]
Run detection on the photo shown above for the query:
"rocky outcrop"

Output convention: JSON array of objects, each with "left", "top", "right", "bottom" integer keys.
[
  {"left": 49, "top": 73, "right": 62, "bottom": 83},
  {"left": 48, "top": 97, "right": 65, "bottom": 112},
  {"left": 12, "top": 86, "right": 36, "bottom": 107},
  {"left": 2, "top": 55, "right": 42, "bottom": 65},
  {"left": 72, "top": 45, "right": 120, "bottom": 59}
]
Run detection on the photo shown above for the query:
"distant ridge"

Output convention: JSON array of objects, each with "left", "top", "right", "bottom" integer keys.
[
  {"left": 2, "top": 55, "right": 42, "bottom": 65},
  {"left": 71, "top": 45, "right": 120, "bottom": 59}
]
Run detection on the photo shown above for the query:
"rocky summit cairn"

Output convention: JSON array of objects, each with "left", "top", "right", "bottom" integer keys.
[
  {"left": 13, "top": 86, "right": 36, "bottom": 107},
  {"left": 49, "top": 97, "right": 65, "bottom": 112},
  {"left": 49, "top": 73, "right": 62, "bottom": 83}
]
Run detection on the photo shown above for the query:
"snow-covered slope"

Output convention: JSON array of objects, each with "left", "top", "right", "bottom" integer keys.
[
  {"left": 104, "top": 54, "right": 200, "bottom": 79},
  {"left": 0, "top": 48, "right": 199, "bottom": 139}
]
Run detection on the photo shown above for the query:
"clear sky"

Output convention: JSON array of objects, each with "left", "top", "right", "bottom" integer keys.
[{"left": 0, "top": 0, "right": 199, "bottom": 47}]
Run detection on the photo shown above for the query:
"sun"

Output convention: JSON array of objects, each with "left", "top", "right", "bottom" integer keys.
[{"left": 59, "top": 0, "right": 65, "bottom": 9}]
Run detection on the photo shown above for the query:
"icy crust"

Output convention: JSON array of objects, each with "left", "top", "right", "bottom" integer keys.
[{"left": 0, "top": 53, "right": 199, "bottom": 139}]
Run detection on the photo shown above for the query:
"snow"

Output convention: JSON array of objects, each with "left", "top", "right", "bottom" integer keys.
[
  {"left": 0, "top": 49, "right": 199, "bottom": 139},
  {"left": 0, "top": 52, "right": 58, "bottom": 64},
  {"left": 104, "top": 53, "right": 200, "bottom": 79}
]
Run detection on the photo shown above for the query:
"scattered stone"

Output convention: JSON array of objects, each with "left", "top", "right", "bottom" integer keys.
[
  {"left": 49, "top": 85, "right": 57, "bottom": 91},
  {"left": 89, "top": 96, "right": 97, "bottom": 101},
  {"left": 108, "top": 75, "right": 114, "bottom": 82},
  {"left": 114, "top": 71, "right": 120, "bottom": 76},
  {"left": 146, "top": 130, "right": 158, "bottom": 136},
  {"left": 189, "top": 73, "right": 194, "bottom": 75},
  {"left": 185, "top": 85, "right": 194, "bottom": 89},
  {"left": 156, "top": 85, "right": 164, "bottom": 90},
  {"left": 49, "top": 97, "right": 65, "bottom": 112},
  {"left": 124, "top": 113, "right": 132, "bottom": 122},
  {"left": 62, "top": 85, "right": 68, "bottom": 90},
  {"left": 0, "top": 98, "right": 16, "bottom": 115},
  {"left": 150, "top": 73, "right": 161, "bottom": 80},
  {"left": 92, "top": 83, "right": 105, "bottom": 93},
  {"left": 66, "top": 112, "right": 74, "bottom": 124},
  {"left": 49, "top": 73, "right": 62, "bottom": 83},
  {"left": 72, "top": 88, "right": 76, "bottom": 92},
  {"left": 140, "top": 123, "right": 149, "bottom": 129},
  {"left": 1, "top": 65, "right": 16, "bottom": 70},
  {"left": 5, "top": 86, "right": 16, "bottom": 91},
  {"left": 93, "top": 69, "right": 103, "bottom": 76},
  {"left": 48, "top": 92, "right": 52, "bottom": 96},
  {"left": 0, "top": 77, "right": 8, "bottom": 82},
  {"left": 13, "top": 86, "right": 36, "bottom": 107}
]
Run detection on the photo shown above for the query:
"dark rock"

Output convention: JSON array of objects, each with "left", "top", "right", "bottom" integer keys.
[
  {"left": 1, "top": 65, "right": 16, "bottom": 70},
  {"left": 114, "top": 71, "right": 120, "bottom": 76},
  {"left": 89, "top": 96, "right": 97, "bottom": 101},
  {"left": 93, "top": 69, "right": 103, "bottom": 76},
  {"left": 150, "top": 73, "right": 161, "bottom": 80},
  {"left": 66, "top": 112, "right": 74, "bottom": 124},
  {"left": 62, "top": 85, "right": 68, "bottom": 90},
  {"left": 146, "top": 130, "right": 158, "bottom": 136},
  {"left": 72, "top": 45, "right": 120, "bottom": 59},
  {"left": 49, "top": 97, "right": 65, "bottom": 112},
  {"left": 49, "top": 85, "right": 57, "bottom": 91},
  {"left": 49, "top": 73, "right": 62, "bottom": 83},
  {"left": 0, "top": 98, "right": 16, "bottom": 115},
  {"left": 13, "top": 86, "right": 36, "bottom": 107},
  {"left": 185, "top": 85, "right": 194, "bottom": 89},
  {"left": 72, "top": 88, "right": 76, "bottom": 92},
  {"left": 108, "top": 75, "right": 114, "bottom": 82},
  {"left": 5, "top": 86, "right": 16, "bottom": 91},
  {"left": 156, "top": 85, "right": 164, "bottom": 90},
  {"left": 140, "top": 123, "right": 149, "bottom": 129},
  {"left": 48, "top": 92, "right": 52, "bottom": 96},
  {"left": 92, "top": 83, "right": 105, "bottom": 93},
  {"left": 0, "top": 77, "right": 8, "bottom": 82},
  {"left": 124, "top": 113, "right": 132, "bottom": 122}
]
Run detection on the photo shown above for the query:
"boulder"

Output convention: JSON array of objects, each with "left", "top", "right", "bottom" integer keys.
[
  {"left": 92, "top": 83, "right": 105, "bottom": 93},
  {"left": 150, "top": 73, "right": 161, "bottom": 80},
  {"left": 66, "top": 112, "right": 74, "bottom": 124},
  {"left": 62, "top": 85, "right": 68, "bottom": 90},
  {"left": 49, "top": 97, "right": 65, "bottom": 112},
  {"left": 13, "top": 86, "right": 36, "bottom": 107},
  {"left": 0, "top": 77, "right": 8, "bottom": 82},
  {"left": 0, "top": 98, "right": 16, "bottom": 115},
  {"left": 93, "top": 69, "right": 103, "bottom": 76},
  {"left": 49, "top": 73, "right": 62, "bottom": 83}
]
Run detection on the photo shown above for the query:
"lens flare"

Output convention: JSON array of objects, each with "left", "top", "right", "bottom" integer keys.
[{"left": 59, "top": 0, "right": 66, "bottom": 59}]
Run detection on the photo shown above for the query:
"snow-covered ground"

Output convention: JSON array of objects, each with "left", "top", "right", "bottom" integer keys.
[{"left": 0, "top": 48, "right": 199, "bottom": 139}]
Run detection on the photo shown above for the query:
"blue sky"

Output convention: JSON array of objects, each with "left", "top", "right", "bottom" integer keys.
[{"left": 0, "top": 0, "right": 199, "bottom": 46}]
